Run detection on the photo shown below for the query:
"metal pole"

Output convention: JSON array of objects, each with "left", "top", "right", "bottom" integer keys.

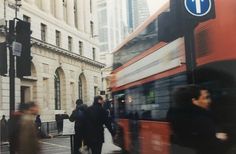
[
  {"left": 15, "top": 0, "right": 17, "bottom": 18},
  {"left": 4, "top": 0, "right": 6, "bottom": 19},
  {"left": 9, "top": 41, "right": 15, "bottom": 117},
  {"left": 70, "top": 135, "right": 74, "bottom": 154},
  {"left": 9, "top": 1, "right": 21, "bottom": 153},
  {"left": 184, "top": 22, "right": 197, "bottom": 84},
  {"left": 9, "top": 0, "right": 19, "bottom": 120}
]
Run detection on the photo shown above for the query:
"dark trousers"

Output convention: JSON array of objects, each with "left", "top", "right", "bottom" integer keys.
[
  {"left": 89, "top": 143, "right": 103, "bottom": 154},
  {"left": 74, "top": 133, "right": 83, "bottom": 154}
]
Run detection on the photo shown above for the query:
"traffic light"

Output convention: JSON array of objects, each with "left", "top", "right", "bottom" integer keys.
[
  {"left": 8, "top": 20, "right": 15, "bottom": 44},
  {"left": 158, "top": 12, "right": 184, "bottom": 42},
  {"left": 15, "top": 20, "right": 32, "bottom": 78},
  {"left": 158, "top": 0, "right": 185, "bottom": 42},
  {"left": 0, "top": 42, "right": 7, "bottom": 76}
]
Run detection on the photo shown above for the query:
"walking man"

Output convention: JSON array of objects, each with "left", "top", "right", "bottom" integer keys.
[
  {"left": 85, "top": 96, "right": 116, "bottom": 154},
  {"left": 69, "top": 99, "right": 88, "bottom": 154},
  {"left": 168, "top": 85, "right": 228, "bottom": 154}
]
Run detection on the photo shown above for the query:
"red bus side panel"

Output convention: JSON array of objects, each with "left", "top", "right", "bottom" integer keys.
[
  {"left": 196, "top": 0, "right": 236, "bottom": 65},
  {"left": 140, "top": 121, "right": 171, "bottom": 154},
  {"left": 118, "top": 119, "right": 131, "bottom": 151}
]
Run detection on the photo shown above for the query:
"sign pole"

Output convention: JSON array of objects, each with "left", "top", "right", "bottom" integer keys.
[
  {"left": 70, "top": 135, "right": 74, "bottom": 154},
  {"left": 183, "top": 0, "right": 215, "bottom": 84},
  {"left": 9, "top": 1, "right": 21, "bottom": 153},
  {"left": 9, "top": 43, "right": 15, "bottom": 117},
  {"left": 184, "top": 21, "right": 197, "bottom": 84}
]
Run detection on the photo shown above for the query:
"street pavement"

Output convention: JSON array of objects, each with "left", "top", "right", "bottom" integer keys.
[{"left": 0, "top": 129, "right": 121, "bottom": 154}]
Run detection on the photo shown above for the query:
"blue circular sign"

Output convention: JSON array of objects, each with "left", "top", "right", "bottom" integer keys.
[{"left": 185, "top": 0, "right": 212, "bottom": 17}]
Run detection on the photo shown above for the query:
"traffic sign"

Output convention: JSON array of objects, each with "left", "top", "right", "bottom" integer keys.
[
  {"left": 12, "top": 41, "right": 22, "bottom": 57},
  {"left": 185, "top": 0, "right": 212, "bottom": 17}
]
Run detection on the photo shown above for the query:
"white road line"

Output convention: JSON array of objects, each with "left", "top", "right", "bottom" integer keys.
[{"left": 40, "top": 141, "right": 70, "bottom": 149}]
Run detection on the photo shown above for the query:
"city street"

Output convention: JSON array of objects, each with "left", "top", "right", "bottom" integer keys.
[{"left": 0, "top": 129, "right": 121, "bottom": 154}]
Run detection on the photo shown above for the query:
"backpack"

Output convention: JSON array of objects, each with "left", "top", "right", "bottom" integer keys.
[{"left": 70, "top": 105, "right": 87, "bottom": 131}]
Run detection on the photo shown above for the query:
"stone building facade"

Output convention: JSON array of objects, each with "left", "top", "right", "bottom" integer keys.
[{"left": 0, "top": 0, "right": 104, "bottom": 122}]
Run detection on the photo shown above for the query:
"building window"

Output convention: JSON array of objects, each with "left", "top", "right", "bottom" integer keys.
[
  {"left": 92, "top": 47, "right": 96, "bottom": 60},
  {"left": 90, "top": 21, "right": 94, "bottom": 37},
  {"left": 56, "top": 30, "right": 61, "bottom": 47},
  {"left": 94, "top": 86, "right": 98, "bottom": 97},
  {"left": 90, "top": 0, "right": 93, "bottom": 13},
  {"left": 68, "top": 36, "right": 73, "bottom": 51},
  {"left": 23, "top": 15, "right": 31, "bottom": 23},
  {"left": 54, "top": 71, "right": 61, "bottom": 110},
  {"left": 41, "top": 23, "right": 47, "bottom": 42},
  {"left": 79, "top": 41, "right": 83, "bottom": 55},
  {"left": 78, "top": 76, "right": 83, "bottom": 99}
]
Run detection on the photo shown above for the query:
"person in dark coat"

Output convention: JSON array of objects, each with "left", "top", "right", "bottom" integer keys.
[
  {"left": 69, "top": 99, "right": 88, "bottom": 154},
  {"left": 0, "top": 115, "right": 8, "bottom": 142},
  {"left": 85, "top": 96, "right": 116, "bottom": 154},
  {"left": 55, "top": 114, "right": 63, "bottom": 134},
  {"left": 168, "top": 85, "right": 228, "bottom": 154},
  {"left": 35, "top": 115, "right": 42, "bottom": 137}
]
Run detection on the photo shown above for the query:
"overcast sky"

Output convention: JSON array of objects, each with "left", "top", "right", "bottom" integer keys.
[{"left": 147, "top": 0, "right": 168, "bottom": 15}]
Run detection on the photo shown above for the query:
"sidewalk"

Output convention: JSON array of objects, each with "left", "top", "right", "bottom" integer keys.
[{"left": 0, "top": 129, "right": 121, "bottom": 154}]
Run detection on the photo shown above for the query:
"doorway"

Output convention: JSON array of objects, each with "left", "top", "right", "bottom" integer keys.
[{"left": 21, "top": 86, "right": 31, "bottom": 103}]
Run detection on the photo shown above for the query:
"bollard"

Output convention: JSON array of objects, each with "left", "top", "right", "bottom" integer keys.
[{"left": 47, "top": 122, "right": 49, "bottom": 136}]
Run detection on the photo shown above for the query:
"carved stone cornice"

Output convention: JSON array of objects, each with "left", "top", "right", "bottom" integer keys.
[{"left": 31, "top": 37, "right": 105, "bottom": 68}]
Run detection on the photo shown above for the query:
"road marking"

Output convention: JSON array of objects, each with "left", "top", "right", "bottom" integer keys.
[{"left": 40, "top": 141, "right": 70, "bottom": 149}]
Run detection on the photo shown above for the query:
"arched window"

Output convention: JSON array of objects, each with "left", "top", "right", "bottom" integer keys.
[
  {"left": 54, "top": 70, "right": 61, "bottom": 110},
  {"left": 78, "top": 73, "right": 87, "bottom": 102},
  {"left": 78, "top": 76, "right": 83, "bottom": 99}
]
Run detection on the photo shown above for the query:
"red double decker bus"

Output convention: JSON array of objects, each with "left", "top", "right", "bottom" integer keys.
[{"left": 111, "top": 0, "right": 236, "bottom": 153}]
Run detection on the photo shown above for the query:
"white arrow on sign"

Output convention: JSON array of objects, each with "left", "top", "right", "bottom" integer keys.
[{"left": 193, "top": 0, "right": 204, "bottom": 14}]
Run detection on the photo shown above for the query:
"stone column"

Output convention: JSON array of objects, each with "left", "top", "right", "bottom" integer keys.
[
  {"left": 25, "top": 0, "right": 35, "bottom": 5},
  {"left": 77, "top": 0, "right": 85, "bottom": 32},
  {"left": 67, "top": 0, "right": 75, "bottom": 26},
  {"left": 84, "top": 0, "right": 91, "bottom": 34},
  {"left": 42, "top": 0, "right": 51, "bottom": 13},
  {"left": 55, "top": 0, "right": 64, "bottom": 20}
]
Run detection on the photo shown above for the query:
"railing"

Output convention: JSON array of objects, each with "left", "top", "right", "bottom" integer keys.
[{"left": 41, "top": 121, "right": 58, "bottom": 136}]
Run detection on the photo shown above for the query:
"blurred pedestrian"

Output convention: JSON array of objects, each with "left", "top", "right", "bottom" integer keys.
[
  {"left": 168, "top": 85, "right": 228, "bottom": 154},
  {"left": 56, "top": 114, "right": 63, "bottom": 134},
  {"left": 35, "top": 115, "right": 42, "bottom": 137},
  {"left": 127, "top": 102, "right": 140, "bottom": 154},
  {"left": 85, "top": 96, "right": 116, "bottom": 154},
  {"left": 9, "top": 102, "right": 41, "bottom": 154},
  {"left": 103, "top": 99, "right": 114, "bottom": 125},
  {"left": 69, "top": 99, "right": 88, "bottom": 154},
  {"left": 0, "top": 115, "right": 8, "bottom": 142},
  {"left": 9, "top": 103, "right": 24, "bottom": 154}
]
